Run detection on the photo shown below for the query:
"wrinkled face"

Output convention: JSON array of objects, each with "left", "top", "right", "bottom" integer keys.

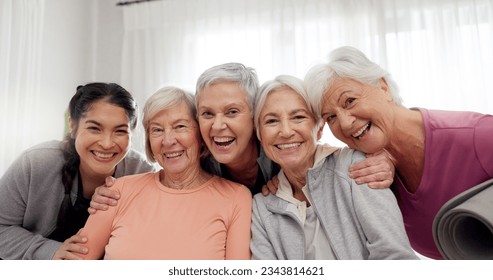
[
  {"left": 196, "top": 81, "right": 255, "bottom": 165},
  {"left": 321, "top": 77, "right": 393, "bottom": 154},
  {"left": 258, "top": 88, "right": 320, "bottom": 171},
  {"left": 71, "top": 100, "right": 131, "bottom": 178},
  {"left": 148, "top": 101, "right": 202, "bottom": 175}
]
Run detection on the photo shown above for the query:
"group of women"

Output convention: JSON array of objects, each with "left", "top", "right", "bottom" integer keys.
[{"left": 1, "top": 46, "right": 491, "bottom": 260}]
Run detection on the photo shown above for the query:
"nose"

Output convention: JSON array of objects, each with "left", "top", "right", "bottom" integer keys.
[
  {"left": 338, "top": 110, "right": 355, "bottom": 130},
  {"left": 279, "top": 119, "right": 294, "bottom": 138},
  {"left": 99, "top": 133, "right": 115, "bottom": 149},
  {"left": 162, "top": 131, "right": 177, "bottom": 146},
  {"left": 211, "top": 114, "right": 226, "bottom": 130}
]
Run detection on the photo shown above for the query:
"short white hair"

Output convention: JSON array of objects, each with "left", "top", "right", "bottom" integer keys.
[
  {"left": 254, "top": 75, "right": 322, "bottom": 141},
  {"left": 304, "top": 46, "right": 403, "bottom": 118}
]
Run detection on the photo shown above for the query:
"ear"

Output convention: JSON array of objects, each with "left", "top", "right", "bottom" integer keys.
[
  {"left": 379, "top": 78, "right": 392, "bottom": 101},
  {"left": 68, "top": 118, "right": 76, "bottom": 138},
  {"left": 316, "top": 120, "right": 324, "bottom": 141}
]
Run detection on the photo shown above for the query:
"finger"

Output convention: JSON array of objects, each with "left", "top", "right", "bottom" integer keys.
[
  {"left": 261, "top": 185, "right": 270, "bottom": 196},
  {"left": 87, "top": 207, "right": 96, "bottom": 215},
  {"left": 367, "top": 179, "right": 394, "bottom": 189},
  {"left": 89, "top": 199, "right": 110, "bottom": 211},
  {"left": 67, "top": 234, "right": 87, "bottom": 244},
  {"left": 62, "top": 251, "right": 85, "bottom": 260},
  {"left": 349, "top": 164, "right": 386, "bottom": 179},
  {"left": 105, "top": 176, "right": 116, "bottom": 187},
  {"left": 353, "top": 172, "right": 393, "bottom": 185}
]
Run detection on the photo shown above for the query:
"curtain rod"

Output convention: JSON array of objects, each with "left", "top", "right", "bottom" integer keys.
[{"left": 116, "top": 0, "right": 162, "bottom": 6}]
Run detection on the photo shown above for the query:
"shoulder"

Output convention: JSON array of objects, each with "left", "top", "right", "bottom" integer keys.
[
  {"left": 422, "top": 108, "right": 492, "bottom": 129},
  {"left": 315, "top": 147, "right": 365, "bottom": 178},
  {"left": 210, "top": 176, "right": 252, "bottom": 199},
  {"left": 12, "top": 140, "right": 65, "bottom": 170},
  {"left": 113, "top": 172, "right": 158, "bottom": 195}
]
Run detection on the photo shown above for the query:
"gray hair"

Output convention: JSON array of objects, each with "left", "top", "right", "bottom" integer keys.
[
  {"left": 304, "top": 46, "right": 403, "bottom": 118},
  {"left": 142, "top": 86, "right": 196, "bottom": 162},
  {"left": 195, "top": 62, "right": 259, "bottom": 112},
  {"left": 254, "top": 75, "right": 322, "bottom": 141}
]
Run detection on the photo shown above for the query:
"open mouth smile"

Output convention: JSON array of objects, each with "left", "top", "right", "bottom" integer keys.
[{"left": 352, "top": 122, "right": 371, "bottom": 139}]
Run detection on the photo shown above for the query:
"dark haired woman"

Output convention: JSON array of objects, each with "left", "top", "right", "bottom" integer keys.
[{"left": 0, "top": 83, "right": 157, "bottom": 259}]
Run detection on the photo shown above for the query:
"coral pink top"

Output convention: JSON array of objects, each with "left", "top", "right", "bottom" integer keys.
[{"left": 78, "top": 171, "right": 252, "bottom": 260}]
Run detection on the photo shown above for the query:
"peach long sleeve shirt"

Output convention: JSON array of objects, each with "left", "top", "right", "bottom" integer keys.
[{"left": 77, "top": 171, "right": 252, "bottom": 260}]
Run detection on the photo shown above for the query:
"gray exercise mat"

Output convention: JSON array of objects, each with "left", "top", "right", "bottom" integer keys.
[{"left": 433, "top": 178, "right": 493, "bottom": 259}]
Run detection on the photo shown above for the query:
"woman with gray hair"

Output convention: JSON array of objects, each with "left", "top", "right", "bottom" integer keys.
[
  {"left": 250, "top": 75, "right": 417, "bottom": 259},
  {"left": 75, "top": 87, "right": 252, "bottom": 259},
  {"left": 304, "top": 46, "right": 493, "bottom": 259}
]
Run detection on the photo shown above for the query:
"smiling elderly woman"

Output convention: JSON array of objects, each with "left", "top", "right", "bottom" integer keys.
[
  {"left": 304, "top": 46, "right": 493, "bottom": 259},
  {"left": 75, "top": 87, "right": 252, "bottom": 260},
  {"left": 250, "top": 75, "right": 418, "bottom": 260}
]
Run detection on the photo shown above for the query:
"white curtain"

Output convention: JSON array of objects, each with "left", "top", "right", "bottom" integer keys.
[
  {"left": 120, "top": 0, "right": 493, "bottom": 150},
  {"left": 0, "top": 0, "right": 45, "bottom": 176}
]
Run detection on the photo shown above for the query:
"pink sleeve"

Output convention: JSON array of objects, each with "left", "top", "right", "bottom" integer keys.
[
  {"left": 225, "top": 186, "right": 252, "bottom": 260},
  {"left": 475, "top": 115, "right": 493, "bottom": 177},
  {"left": 75, "top": 181, "right": 122, "bottom": 259}
]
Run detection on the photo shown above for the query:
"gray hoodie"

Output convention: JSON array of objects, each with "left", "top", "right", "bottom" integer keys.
[{"left": 251, "top": 145, "right": 418, "bottom": 260}]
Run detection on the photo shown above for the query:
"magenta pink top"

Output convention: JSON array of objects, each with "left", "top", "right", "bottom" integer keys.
[{"left": 393, "top": 108, "right": 493, "bottom": 259}]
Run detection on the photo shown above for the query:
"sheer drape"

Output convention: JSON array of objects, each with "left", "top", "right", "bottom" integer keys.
[
  {"left": 0, "top": 0, "right": 45, "bottom": 176},
  {"left": 120, "top": 0, "right": 493, "bottom": 149}
]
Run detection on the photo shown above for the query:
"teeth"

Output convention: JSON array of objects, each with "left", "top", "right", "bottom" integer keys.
[
  {"left": 352, "top": 123, "right": 370, "bottom": 138},
  {"left": 276, "top": 143, "right": 301, "bottom": 150},
  {"left": 214, "top": 137, "right": 234, "bottom": 143},
  {"left": 93, "top": 151, "right": 114, "bottom": 159},
  {"left": 165, "top": 151, "right": 183, "bottom": 158}
]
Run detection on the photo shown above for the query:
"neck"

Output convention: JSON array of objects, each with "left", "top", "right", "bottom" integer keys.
[
  {"left": 79, "top": 167, "right": 114, "bottom": 199},
  {"left": 161, "top": 165, "right": 212, "bottom": 190},
  {"left": 385, "top": 107, "right": 425, "bottom": 193},
  {"left": 224, "top": 137, "right": 259, "bottom": 186}
]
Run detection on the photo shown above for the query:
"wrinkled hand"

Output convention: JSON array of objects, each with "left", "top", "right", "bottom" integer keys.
[
  {"left": 87, "top": 176, "right": 120, "bottom": 215},
  {"left": 261, "top": 175, "right": 279, "bottom": 196},
  {"left": 52, "top": 234, "right": 88, "bottom": 260},
  {"left": 349, "top": 149, "right": 396, "bottom": 189}
]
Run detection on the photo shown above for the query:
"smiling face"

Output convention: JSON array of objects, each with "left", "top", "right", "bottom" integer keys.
[
  {"left": 321, "top": 77, "right": 394, "bottom": 154},
  {"left": 71, "top": 100, "right": 131, "bottom": 178},
  {"left": 258, "top": 88, "right": 320, "bottom": 171},
  {"left": 148, "top": 100, "right": 202, "bottom": 175},
  {"left": 196, "top": 81, "right": 256, "bottom": 166}
]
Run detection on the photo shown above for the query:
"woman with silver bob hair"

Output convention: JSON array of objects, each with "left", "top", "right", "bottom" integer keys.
[
  {"left": 250, "top": 75, "right": 417, "bottom": 259},
  {"left": 304, "top": 46, "right": 493, "bottom": 259},
  {"left": 75, "top": 86, "right": 252, "bottom": 259}
]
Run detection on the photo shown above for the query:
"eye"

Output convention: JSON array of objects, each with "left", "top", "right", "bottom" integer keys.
[
  {"left": 344, "top": 98, "right": 355, "bottom": 107},
  {"left": 225, "top": 109, "right": 239, "bottom": 116},
  {"left": 150, "top": 127, "right": 164, "bottom": 136},
  {"left": 87, "top": 126, "right": 100, "bottom": 132},
  {"left": 115, "top": 129, "right": 129, "bottom": 135},
  {"left": 293, "top": 114, "right": 307, "bottom": 121},
  {"left": 174, "top": 124, "right": 188, "bottom": 132},
  {"left": 264, "top": 118, "right": 278, "bottom": 125},
  {"left": 326, "top": 115, "right": 336, "bottom": 124},
  {"left": 200, "top": 111, "right": 213, "bottom": 119}
]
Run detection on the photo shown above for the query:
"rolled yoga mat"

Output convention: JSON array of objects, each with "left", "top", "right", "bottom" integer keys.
[{"left": 433, "top": 178, "right": 493, "bottom": 259}]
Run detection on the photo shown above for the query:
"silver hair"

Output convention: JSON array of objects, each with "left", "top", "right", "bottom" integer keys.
[
  {"left": 304, "top": 46, "right": 403, "bottom": 118},
  {"left": 195, "top": 62, "right": 259, "bottom": 112},
  {"left": 254, "top": 75, "right": 322, "bottom": 141},
  {"left": 142, "top": 86, "right": 196, "bottom": 162}
]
